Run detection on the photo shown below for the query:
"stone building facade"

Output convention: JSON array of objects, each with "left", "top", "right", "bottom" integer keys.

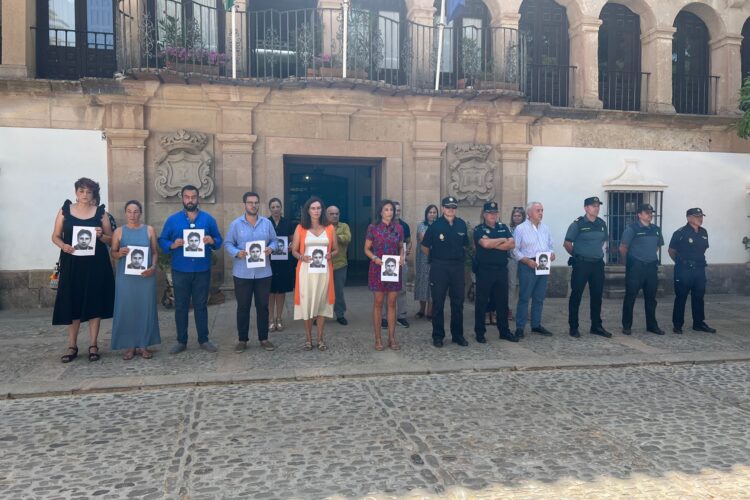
[{"left": 0, "top": 0, "right": 749, "bottom": 307}]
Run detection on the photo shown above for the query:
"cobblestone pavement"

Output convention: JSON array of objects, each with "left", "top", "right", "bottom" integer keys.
[
  {"left": 0, "top": 288, "right": 749, "bottom": 397},
  {"left": 3, "top": 363, "right": 750, "bottom": 498}
]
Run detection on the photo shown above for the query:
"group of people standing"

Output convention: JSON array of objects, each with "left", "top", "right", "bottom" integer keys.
[{"left": 51, "top": 177, "right": 716, "bottom": 362}]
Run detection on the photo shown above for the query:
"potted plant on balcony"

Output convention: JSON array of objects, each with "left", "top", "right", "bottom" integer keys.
[
  {"left": 156, "top": 13, "right": 225, "bottom": 76},
  {"left": 459, "top": 35, "right": 481, "bottom": 89}
]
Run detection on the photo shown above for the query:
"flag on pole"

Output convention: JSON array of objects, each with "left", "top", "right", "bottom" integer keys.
[
  {"left": 446, "top": 0, "right": 465, "bottom": 23},
  {"left": 225, "top": 0, "right": 234, "bottom": 9}
]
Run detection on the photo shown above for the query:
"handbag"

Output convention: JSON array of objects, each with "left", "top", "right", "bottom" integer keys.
[{"left": 49, "top": 261, "right": 60, "bottom": 289}]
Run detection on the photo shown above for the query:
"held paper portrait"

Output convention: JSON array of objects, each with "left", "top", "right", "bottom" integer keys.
[
  {"left": 72, "top": 226, "right": 96, "bottom": 256},
  {"left": 306, "top": 246, "right": 327, "bottom": 273},
  {"left": 246, "top": 240, "right": 266, "bottom": 269},
  {"left": 535, "top": 252, "right": 551, "bottom": 275},
  {"left": 380, "top": 255, "right": 400, "bottom": 282},
  {"left": 183, "top": 229, "right": 205, "bottom": 258},
  {"left": 125, "top": 246, "right": 149, "bottom": 275},
  {"left": 271, "top": 236, "right": 289, "bottom": 260}
]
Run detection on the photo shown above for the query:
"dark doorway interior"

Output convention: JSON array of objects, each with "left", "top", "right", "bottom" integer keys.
[{"left": 284, "top": 160, "right": 380, "bottom": 285}]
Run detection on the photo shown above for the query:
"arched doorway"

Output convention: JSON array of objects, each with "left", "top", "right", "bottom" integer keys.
[
  {"left": 742, "top": 17, "right": 750, "bottom": 84},
  {"left": 519, "top": 0, "right": 570, "bottom": 106},
  {"left": 598, "top": 3, "right": 642, "bottom": 111},
  {"left": 672, "top": 11, "right": 712, "bottom": 115}
]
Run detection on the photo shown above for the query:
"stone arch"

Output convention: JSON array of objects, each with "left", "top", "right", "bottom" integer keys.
[
  {"left": 670, "top": 2, "right": 727, "bottom": 40},
  {"left": 597, "top": 0, "right": 657, "bottom": 34}
]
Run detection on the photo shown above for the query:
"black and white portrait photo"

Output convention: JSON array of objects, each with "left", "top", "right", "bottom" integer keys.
[
  {"left": 245, "top": 240, "right": 266, "bottom": 269},
  {"left": 125, "top": 246, "right": 149, "bottom": 276},
  {"left": 306, "top": 246, "right": 327, "bottom": 274},
  {"left": 535, "top": 252, "right": 551, "bottom": 275},
  {"left": 72, "top": 226, "right": 96, "bottom": 256},
  {"left": 183, "top": 229, "right": 205, "bottom": 258},
  {"left": 380, "top": 254, "right": 400, "bottom": 282},
  {"left": 270, "top": 236, "right": 289, "bottom": 261}
]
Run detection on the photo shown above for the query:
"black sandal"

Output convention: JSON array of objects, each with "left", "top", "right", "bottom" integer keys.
[
  {"left": 88, "top": 345, "right": 101, "bottom": 362},
  {"left": 61, "top": 346, "right": 78, "bottom": 363}
]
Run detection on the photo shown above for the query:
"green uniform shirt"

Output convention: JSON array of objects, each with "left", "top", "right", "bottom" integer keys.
[
  {"left": 331, "top": 222, "right": 351, "bottom": 270},
  {"left": 564, "top": 216, "right": 607, "bottom": 259}
]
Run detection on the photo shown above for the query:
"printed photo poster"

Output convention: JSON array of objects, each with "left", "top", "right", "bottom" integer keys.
[
  {"left": 183, "top": 228, "right": 205, "bottom": 258},
  {"left": 380, "top": 254, "right": 400, "bottom": 282},
  {"left": 535, "top": 251, "right": 551, "bottom": 275},
  {"left": 306, "top": 245, "right": 327, "bottom": 274},
  {"left": 245, "top": 240, "right": 266, "bottom": 269},
  {"left": 72, "top": 226, "right": 96, "bottom": 256},
  {"left": 125, "top": 246, "right": 149, "bottom": 275},
  {"left": 271, "top": 236, "right": 289, "bottom": 261}
]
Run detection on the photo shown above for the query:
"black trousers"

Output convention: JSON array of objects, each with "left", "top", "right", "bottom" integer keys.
[
  {"left": 234, "top": 276, "right": 272, "bottom": 342},
  {"left": 568, "top": 259, "right": 604, "bottom": 329},
  {"left": 474, "top": 264, "right": 510, "bottom": 337},
  {"left": 430, "top": 259, "right": 465, "bottom": 341},
  {"left": 672, "top": 263, "right": 706, "bottom": 329},
  {"left": 622, "top": 259, "right": 658, "bottom": 330}
]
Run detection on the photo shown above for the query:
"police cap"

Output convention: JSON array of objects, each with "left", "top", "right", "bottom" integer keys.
[
  {"left": 637, "top": 203, "right": 654, "bottom": 213},
  {"left": 584, "top": 196, "right": 603, "bottom": 206},
  {"left": 483, "top": 201, "right": 498, "bottom": 213},
  {"left": 686, "top": 207, "right": 706, "bottom": 217},
  {"left": 441, "top": 196, "right": 458, "bottom": 208}
]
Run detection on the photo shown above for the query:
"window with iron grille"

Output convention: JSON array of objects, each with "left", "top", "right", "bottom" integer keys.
[{"left": 605, "top": 191, "right": 663, "bottom": 265}]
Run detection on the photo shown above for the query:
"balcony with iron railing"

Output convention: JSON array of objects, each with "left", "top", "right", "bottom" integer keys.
[
  {"left": 672, "top": 74, "right": 719, "bottom": 115},
  {"left": 599, "top": 70, "right": 649, "bottom": 112},
  {"left": 115, "top": 1, "right": 527, "bottom": 97}
]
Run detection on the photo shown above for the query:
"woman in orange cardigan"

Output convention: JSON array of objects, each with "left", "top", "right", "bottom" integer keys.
[{"left": 291, "top": 197, "right": 338, "bottom": 351}]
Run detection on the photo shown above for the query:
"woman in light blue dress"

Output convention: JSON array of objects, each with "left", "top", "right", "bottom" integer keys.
[{"left": 110, "top": 200, "right": 161, "bottom": 359}]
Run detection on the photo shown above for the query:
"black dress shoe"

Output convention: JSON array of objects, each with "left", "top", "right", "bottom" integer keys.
[
  {"left": 336, "top": 317, "right": 348, "bottom": 326},
  {"left": 514, "top": 328, "right": 525, "bottom": 339},
  {"left": 673, "top": 326, "right": 683, "bottom": 334},
  {"left": 452, "top": 337, "right": 469, "bottom": 347},
  {"left": 432, "top": 339, "right": 443, "bottom": 348},
  {"left": 621, "top": 328, "right": 632, "bottom": 335},
  {"left": 647, "top": 327, "right": 666, "bottom": 335},
  {"left": 381, "top": 319, "right": 387, "bottom": 329},
  {"left": 531, "top": 326, "right": 553, "bottom": 336},
  {"left": 500, "top": 331, "right": 519, "bottom": 343},
  {"left": 693, "top": 323, "right": 717, "bottom": 333},
  {"left": 475, "top": 335, "right": 487, "bottom": 344},
  {"left": 397, "top": 318, "right": 410, "bottom": 328},
  {"left": 569, "top": 328, "right": 581, "bottom": 338},
  {"left": 590, "top": 326, "right": 612, "bottom": 338}
]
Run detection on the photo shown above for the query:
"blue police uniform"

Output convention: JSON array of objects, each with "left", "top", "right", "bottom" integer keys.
[
  {"left": 564, "top": 198, "right": 609, "bottom": 336},
  {"left": 620, "top": 205, "right": 664, "bottom": 334},
  {"left": 473, "top": 202, "right": 514, "bottom": 342},
  {"left": 669, "top": 207, "right": 714, "bottom": 333},
  {"left": 421, "top": 197, "right": 469, "bottom": 346}
]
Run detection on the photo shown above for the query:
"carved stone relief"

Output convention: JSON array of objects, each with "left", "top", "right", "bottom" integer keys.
[
  {"left": 447, "top": 143, "right": 497, "bottom": 205},
  {"left": 154, "top": 129, "right": 215, "bottom": 201}
]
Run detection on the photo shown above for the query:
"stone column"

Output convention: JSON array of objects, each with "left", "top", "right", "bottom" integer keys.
[
  {"left": 405, "top": 5, "right": 437, "bottom": 88},
  {"left": 105, "top": 129, "right": 150, "bottom": 212},
  {"left": 641, "top": 27, "right": 677, "bottom": 114},
  {"left": 569, "top": 18, "right": 603, "bottom": 109},
  {"left": 318, "top": 0, "right": 345, "bottom": 70},
  {"left": 710, "top": 34, "right": 743, "bottom": 115},
  {"left": 497, "top": 143, "right": 532, "bottom": 219},
  {"left": 0, "top": 0, "right": 35, "bottom": 78},
  {"left": 413, "top": 141, "right": 446, "bottom": 216}
]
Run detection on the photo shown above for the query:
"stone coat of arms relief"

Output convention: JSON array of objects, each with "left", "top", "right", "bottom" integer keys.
[
  {"left": 447, "top": 143, "right": 497, "bottom": 205},
  {"left": 154, "top": 130, "right": 215, "bottom": 201}
]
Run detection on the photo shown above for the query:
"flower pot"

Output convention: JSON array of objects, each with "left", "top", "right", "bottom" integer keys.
[
  {"left": 165, "top": 61, "right": 220, "bottom": 76},
  {"left": 319, "top": 67, "right": 343, "bottom": 78}
]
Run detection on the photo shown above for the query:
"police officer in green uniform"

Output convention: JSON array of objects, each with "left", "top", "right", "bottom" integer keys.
[
  {"left": 421, "top": 196, "right": 470, "bottom": 348},
  {"left": 619, "top": 203, "right": 665, "bottom": 335},
  {"left": 668, "top": 207, "right": 716, "bottom": 334},
  {"left": 564, "top": 196, "right": 612, "bottom": 338},
  {"left": 473, "top": 201, "right": 516, "bottom": 343}
]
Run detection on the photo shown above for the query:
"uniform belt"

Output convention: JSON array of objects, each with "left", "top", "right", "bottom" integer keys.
[
  {"left": 678, "top": 259, "right": 704, "bottom": 267},
  {"left": 575, "top": 256, "right": 602, "bottom": 263}
]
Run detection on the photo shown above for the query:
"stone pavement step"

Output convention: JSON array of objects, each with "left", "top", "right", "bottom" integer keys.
[{"left": 0, "top": 287, "right": 748, "bottom": 399}]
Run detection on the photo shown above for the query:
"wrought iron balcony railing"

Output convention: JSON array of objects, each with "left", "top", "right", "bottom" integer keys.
[
  {"left": 599, "top": 70, "right": 649, "bottom": 112},
  {"left": 116, "top": 2, "right": 527, "bottom": 96},
  {"left": 673, "top": 74, "right": 719, "bottom": 115},
  {"left": 524, "top": 63, "right": 575, "bottom": 107}
]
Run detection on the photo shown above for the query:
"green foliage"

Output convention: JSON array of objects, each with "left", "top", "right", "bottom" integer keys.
[
  {"left": 158, "top": 13, "right": 203, "bottom": 50},
  {"left": 461, "top": 36, "right": 481, "bottom": 83},
  {"left": 738, "top": 76, "right": 750, "bottom": 139}
]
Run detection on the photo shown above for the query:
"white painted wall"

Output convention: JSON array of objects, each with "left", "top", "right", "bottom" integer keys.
[
  {"left": 0, "top": 127, "right": 108, "bottom": 271},
  {"left": 527, "top": 147, "right": 750, "bottom": 265}
]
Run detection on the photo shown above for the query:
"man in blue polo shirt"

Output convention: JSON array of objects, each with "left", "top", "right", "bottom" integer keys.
[
  {"left": 224, "top": 191, "right": 281, "bottom": 353},
  {"left": 159, "top": 185, "right": 223, "bottom": 354}
]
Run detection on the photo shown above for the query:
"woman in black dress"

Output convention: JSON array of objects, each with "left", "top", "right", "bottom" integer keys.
[
  {"left": 267, "top": 198, "right": 295, "bottom": 332},
  {"left": 51, "top": 178, "right": 115, "bottom": 362}
]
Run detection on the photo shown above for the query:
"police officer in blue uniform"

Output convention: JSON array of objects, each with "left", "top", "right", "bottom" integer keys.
[
  {"left": 564, "top": 196, "right": 612, "bottom": 338},
  {"left": 619, "top": 203, "right": 665, "bottom": 335},
  {"left": 473, "top": 201, "right": 516, "bottom": 343},
  {"left": 421, "top": 196, "right": 470, "bottom": 348},
  {"left": 668, "top": 207, "right": 716, "bottom": 334}
]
